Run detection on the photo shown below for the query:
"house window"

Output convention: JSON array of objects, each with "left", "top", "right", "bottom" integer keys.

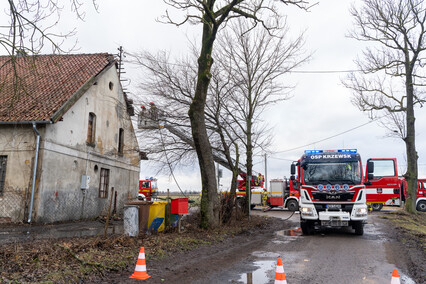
[
  {"left": 0, "top": 156, "right": 7, "bottom": 196},
  {"left": 118, "top": 128, "right": 124, "bottom": 156},
  {"left": 87, "top": 112, "right": 96, "bottom": 145},
  {"left": 99, "top": 168, "right": 109, "bottom": 198}
]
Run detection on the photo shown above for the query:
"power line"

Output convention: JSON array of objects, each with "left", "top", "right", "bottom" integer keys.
[
  {"left": 290, "top": 69, "right": 360, "bottom": 74},
  {"left": 273, "top": 116, "right": 387, "bottom": 155}
]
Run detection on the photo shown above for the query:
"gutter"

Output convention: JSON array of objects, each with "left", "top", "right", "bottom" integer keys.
[
  {"left": 0, "top": 120, "right": 52, "bottom": 125},
  {"left": 27, "top": 122, "right": 51, "bottom": 223}
]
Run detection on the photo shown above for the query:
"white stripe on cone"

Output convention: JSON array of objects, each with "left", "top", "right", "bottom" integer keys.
[{"left": 135, "top": 264, "right": 147, "bottom": 271}]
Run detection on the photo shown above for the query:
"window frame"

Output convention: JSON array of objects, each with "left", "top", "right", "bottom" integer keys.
[
  {"left": 118, "top": 128, "right": 124, "bottom": 156},
  {"left": 99, "top": 168, "right": 109, "bottom": 198},
  {"left": 87, "top": 112, "right": 96, "bottom": 146}
]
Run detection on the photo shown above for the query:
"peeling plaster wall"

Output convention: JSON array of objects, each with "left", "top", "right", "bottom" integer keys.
[
  {"left": 35, "top": 66, "right": 140, "bottom": 223},
  {"left": 1, "top": 66, "right": 140, "bottom": 224},
  {"left": 0, "top": 125, "right": 38, "bottom": 223}
]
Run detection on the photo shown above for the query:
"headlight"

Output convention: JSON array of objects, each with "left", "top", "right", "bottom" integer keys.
[
  {"left": 300, "top": 207, "right": 314, "bottom": 216},
  {"left": 355, "top": 207, "right": 368, "bottom": 217}
]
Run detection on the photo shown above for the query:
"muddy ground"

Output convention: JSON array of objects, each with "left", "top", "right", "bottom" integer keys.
[{"left": 1, "top": 209, "right": 425, "bottom": 283}]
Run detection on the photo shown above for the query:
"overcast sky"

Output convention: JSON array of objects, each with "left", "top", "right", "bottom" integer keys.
[{"left": 2, "top": 1, "right": 425, "bottom": 192}]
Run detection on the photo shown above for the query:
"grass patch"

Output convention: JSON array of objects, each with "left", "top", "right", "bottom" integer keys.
[{"left": 380, "top": 210, "right": 426, "bottom": 250}]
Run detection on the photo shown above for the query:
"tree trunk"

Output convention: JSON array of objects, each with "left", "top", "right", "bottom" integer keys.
[
  {"left": 404, "top": 64, "right": 418, "bottom": 214},
  {"left": 245, "top": 117, "right": 253, "bottom": 215},
  {"left": 222, "top": 167, "right": 239, "bottom": 224},
  {"left": 189, "top": 17, "right": 219, "bottom": 228}
]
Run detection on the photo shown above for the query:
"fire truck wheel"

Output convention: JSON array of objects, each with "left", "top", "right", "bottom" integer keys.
[
  {"left": 371, "top": 203, "right": 383, "bottom": 211},
  {"left": 286, "top": 200, "right": 299, "bottom": 212},
  {"left": 353, "top": 221, "right": 364, "bottom": 235},
  {"left": 416, "top": 200, "right": 426, "bottom": 212},
  {"left": 300, "top": 220, "right": 314, "bottom": 235}
]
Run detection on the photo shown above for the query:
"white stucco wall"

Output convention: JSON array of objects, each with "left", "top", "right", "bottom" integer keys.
[
  {"left": 0, "top": 125, "right": 38, "bottom": 222},
  {"left": 0, "top": 65, "right": 140, "bottom": 224}
]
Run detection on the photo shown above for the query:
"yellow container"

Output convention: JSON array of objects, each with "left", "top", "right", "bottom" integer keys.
[{"left": 147, "top": 201, "right": 167, "bottom": 232}]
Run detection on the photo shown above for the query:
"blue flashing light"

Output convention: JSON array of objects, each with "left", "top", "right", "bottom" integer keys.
[
  {"left": 305, "top": 150, "right": 323, "bottom": 154},
  {"left": 305, "top": 149, "right": 357, "bottom": 154},
  {"left": 338, "top": 149, "right": 357, "bottom": 153}
]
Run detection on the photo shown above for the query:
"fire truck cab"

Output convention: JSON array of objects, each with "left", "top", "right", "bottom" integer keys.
[
  {"left": 364, "top": 158, "right": 403, "bottom": 211},
  {"left": 292, "top": 149, "right": 369, "bottom": 235},
  {"left": 138, "top": 178, "right": 158, "bottom": 201}
]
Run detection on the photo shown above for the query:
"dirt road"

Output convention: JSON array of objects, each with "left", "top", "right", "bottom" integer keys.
[{"left": 136, "top": 208, "right": 421, "bottom": 284}]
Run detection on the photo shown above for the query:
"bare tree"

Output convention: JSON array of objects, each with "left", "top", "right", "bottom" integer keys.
[
  {"left": 344, "top": 0, "right": 426, "bottom": 213},
  {"left": 130, "top": 49, "right": 247, "bottom": 223},
  {"left": 1, "top": 1, "right": 98, "bottom": 108},
  {"left": 163, "top": 0, "right": 312, "bottom": 228},
  {"left": 215, "top": 18, "right": 309, "bottom": 212}
]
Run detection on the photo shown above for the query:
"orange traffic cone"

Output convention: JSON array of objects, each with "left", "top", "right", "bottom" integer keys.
[
  {"left": 274, "top": 258, "right": 287, "bottom": 284},
  {"left": 391, "top": 268, "right": 400, "bottom": 284},
  {"left": 129, "top": 247, "right": 151, "bottom": 280}
]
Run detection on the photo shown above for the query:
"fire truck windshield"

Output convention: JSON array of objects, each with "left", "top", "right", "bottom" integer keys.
[{"left": 302, "top": 161, "right": 361, "bottom": 185}]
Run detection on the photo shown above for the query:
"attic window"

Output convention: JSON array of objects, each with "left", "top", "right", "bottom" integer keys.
[
  {"left": 109, "top": 82, "right": 114, "bottom": 90},
  {"left": 87, "top": 112, "right": 96, "bottom": 146}
]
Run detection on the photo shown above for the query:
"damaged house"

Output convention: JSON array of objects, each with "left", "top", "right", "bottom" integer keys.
[{"left": 0, "top": 53, "right": 140, "bottom": 223}]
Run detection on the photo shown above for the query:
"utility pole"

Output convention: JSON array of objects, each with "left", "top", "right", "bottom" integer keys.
[{"left": 264, "top": 153, "right": 268, "bottom": 191}]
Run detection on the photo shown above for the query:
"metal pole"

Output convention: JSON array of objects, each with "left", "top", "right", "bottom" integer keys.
[
  {"left": 264, "top": 153, "right": 268, "bottom": 191},
  {"left": 28, "top": 123, "right": 41, "bottom": 223}
]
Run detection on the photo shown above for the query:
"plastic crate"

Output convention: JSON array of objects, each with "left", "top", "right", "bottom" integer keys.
[{"left": 171, "top": 198, "right": 188, "bottom": 215}]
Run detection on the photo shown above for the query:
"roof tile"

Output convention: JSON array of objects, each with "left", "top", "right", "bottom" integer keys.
[{"left": 0, "top": 53, "right": 114, "bottom": 122}]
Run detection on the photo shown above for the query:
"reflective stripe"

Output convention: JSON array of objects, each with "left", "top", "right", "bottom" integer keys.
[
  {"left": 139, "top": 253, "right": 145, "bottom": 259},
  {"left": 135, "top": 264, "right": 146, "bottom": 271},
  {"left": 274, "top": 280, "right": 287, "bottom": 284},
  {"left": 276, "top": 266, "right": 284, "bottom": 273}
]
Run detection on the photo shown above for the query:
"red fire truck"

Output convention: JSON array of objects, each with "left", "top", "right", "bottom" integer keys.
[
  {"left": 263, "top": 179, "right": 300, "bottom": 211},
  {"left": 363, "top": 159, "right": 426, "bottom": 212},
  {"left": 291, "top": 149, "right": 370, "bottom": 235},
  {"left": 235, "top": 173, "right": 266, "bottom": 209},
  {"left": 416, "top": 179, "right": 426, "bottom": 212},
  {"left": 138, "top": 178, "right": 158, "bottom": 201}
]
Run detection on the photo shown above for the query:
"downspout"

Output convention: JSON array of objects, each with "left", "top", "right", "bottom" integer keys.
[{"left": 28, "top": 123, "right": 41, "bottom": 223}]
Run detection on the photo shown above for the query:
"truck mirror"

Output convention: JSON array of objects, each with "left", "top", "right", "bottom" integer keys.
[
  {"left": 367, "top": 160, "right": 374, "bottom": 174},
  {"left": 367, "top": 173, "right": 374, "bottom": 180},
  {"left": 290, "top": 164, "right": 296, "bottom": 175}
]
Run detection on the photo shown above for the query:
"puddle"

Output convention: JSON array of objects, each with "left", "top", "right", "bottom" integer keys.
[
  {"left": 276, "top": 227, "right": 303, "bottom": 237},
  {"left": 251, "top": 251, "right": 280, "bottom": 258},
  {"left": 236, "top": 260, "right": 276, "bottom": 284},
  {"left": 400, "top": 274, "right": 416, "bottom": 284}
]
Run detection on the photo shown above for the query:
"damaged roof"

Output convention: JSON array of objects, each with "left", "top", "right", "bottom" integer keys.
[{"left": 0, "top": 53, "right": 115, "bottom": 122}]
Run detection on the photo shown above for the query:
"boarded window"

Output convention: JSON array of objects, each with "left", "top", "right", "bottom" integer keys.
[
  {"left": 0, "top": 156, "right": 6, "bottom": 196},
  {"left": 99, "top": 168, "right": 109, "bottom": 198},
  {"left": 118, "top": 128, "right": 124, "bottom": 155},
  {"left": 87, "top": 112, "right": 96, "bottom": 145}
]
